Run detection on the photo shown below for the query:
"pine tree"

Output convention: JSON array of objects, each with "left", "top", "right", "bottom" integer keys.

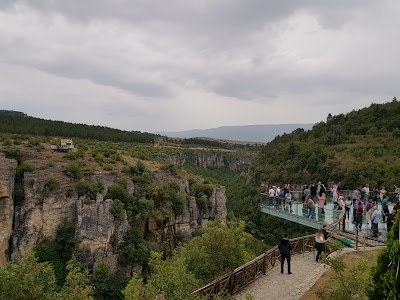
[{"left": 368, "top": 213, "right": 400, "bottom": 299}]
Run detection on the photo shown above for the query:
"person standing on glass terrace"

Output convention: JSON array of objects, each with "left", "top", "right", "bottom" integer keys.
[{"left": 268, "top": 186, "right": 275, "bottom": 206}]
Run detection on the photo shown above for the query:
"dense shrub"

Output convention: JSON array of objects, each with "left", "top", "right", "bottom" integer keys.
[
  {"left": 0, "top": 254, "right": 93, "bottom": 300},
  {"left": 35, "top": 220, "right": 78, "bottom": 285},
  {"left": 117, "top": 229, "right": 150, "bottom": 267},
  {"left": 106, "top": 182, "right": 130, "bottom": 203},
  {"left": 369, "top": 213, "right": 400, "bottom": 299},
  {"left": 92, "top": 263, "right": 129, "bottom": 300},
  {"left": 4, "top": 147, "right": 23, "bottom": 163},
  {"left": 63, "top": 162, "right": 87, "bottom": 179},
  {"left": 110, "top": 199, "right": 125, "bottom": 221},
  {"left": 42, "top": 176, "right": 60, "bottom": 196},
  {"left": 75, "top": 181, "right": 104, "bottom": 200}
]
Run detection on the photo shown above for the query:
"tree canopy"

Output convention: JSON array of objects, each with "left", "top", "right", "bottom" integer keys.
[{"left": 252, "top": 98, "right": 400, "bottom": 189}]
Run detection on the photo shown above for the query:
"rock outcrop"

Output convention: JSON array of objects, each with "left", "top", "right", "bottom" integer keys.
[
  {"left": 11, "top": 172, "right": 129, "bottom": 264},
  {"left": 8, "top": 165, "right": 228, "bottom": 272},
  {"left": 0, "top": 156, "right": 17, "bottom": 266},
  {"left": 150, "top": 184, "right": 227, "bottom": 248},
  {"left": 167, "top": 152, "right": 225, "bottom": 168},
  {"left": 75, "top": 196, "right": 129, "bottom": 272},
  {"left": 11, "top": 171, "right": 77, "bottom": 261},
  {"left": 164, "top": 151, "right": 251, "bottom": 171}
]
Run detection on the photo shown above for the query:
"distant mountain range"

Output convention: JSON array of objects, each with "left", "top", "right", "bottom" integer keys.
[{"left": 156, "top": 124, "right": 314, "bottom": 143}]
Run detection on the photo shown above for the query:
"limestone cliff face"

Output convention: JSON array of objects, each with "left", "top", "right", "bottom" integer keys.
[
  {"left": 9, "top": 167, "right": 228, "bottom": 271},
  {"left": 11, "top": 172, "right": 127, "bottom": 264},
  {"left": 167, "top": 152, "right": 225, "bottom": 168},
  {"left": 165, "top": 151, "right": 251, "bottom": 171},
  {"left": 0, "top": 156, "right": 17, "bottom": 266},
  {"left": 11, "top": 171, "right": 77, "bottom": 261},
  {"left": 149, "top": 182, "right": 227, "bottom": 253},
  {"left": 75, "top": 197, "right": 129, "bottom": 273}
]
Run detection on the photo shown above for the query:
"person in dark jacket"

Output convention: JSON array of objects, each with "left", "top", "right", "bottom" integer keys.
[
  {"left": 278, "top": 234, "right": 292, "bottom": 274},
  {"left": 387, "top": 209, "right": 396, "bottom": 232}
]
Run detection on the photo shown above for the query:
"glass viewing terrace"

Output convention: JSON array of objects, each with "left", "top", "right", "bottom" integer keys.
[{"left": 260, "top": 190, "right": 394, "bottom": 243}]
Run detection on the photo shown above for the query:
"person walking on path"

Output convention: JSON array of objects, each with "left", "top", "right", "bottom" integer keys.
[
  {"left": 315, "top": 229, "right": 330, "bottom": 262},
  {"left": 278, "top": 234, "right": 292, "bottom": 274}
]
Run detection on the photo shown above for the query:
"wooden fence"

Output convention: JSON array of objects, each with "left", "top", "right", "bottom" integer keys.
[{"left": 191, "top": 234, "right": 316, "bottom": 298}]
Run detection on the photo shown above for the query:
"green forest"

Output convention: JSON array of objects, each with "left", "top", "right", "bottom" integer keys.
[
  {"left": 0, "top": 111, "right": 158, "bottom": 143},
  {"left": 0, "top": 99, "right": 399, "bottom": 299},
  {"left": 252, "top": 97, "right": 400, "bottom": 190}
]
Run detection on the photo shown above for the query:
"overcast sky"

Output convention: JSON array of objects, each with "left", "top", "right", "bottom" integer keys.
[{"left": 0, "top": 1, "right": 399, "bottom": 132}]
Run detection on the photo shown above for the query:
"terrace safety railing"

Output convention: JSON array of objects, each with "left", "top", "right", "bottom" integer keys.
[
  {"left": 191, "top": 228, "right": 339, "bottom": 298},
  {"left": 260, "top": 190, "right": 397, "bottom": 232}
]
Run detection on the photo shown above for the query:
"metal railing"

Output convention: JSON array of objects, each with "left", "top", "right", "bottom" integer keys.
[
  {"left": 191, "top": 234, "right": 316, "bottom": 298},
  {"left": 260, "top": 190, "right": 398, "bottom": 225},
  {"left": 261, "top": 190, "right": 399, "bottom": 202},
  {"left": 358, "top": 227, "right": 388, "bottom": 246}
]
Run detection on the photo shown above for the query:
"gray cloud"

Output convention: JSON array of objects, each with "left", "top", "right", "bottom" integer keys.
[{"left": 0, "top": 1, "right": 399, "bottom": 131}]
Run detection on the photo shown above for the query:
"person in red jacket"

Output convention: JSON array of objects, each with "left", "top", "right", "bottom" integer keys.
[{"left": 355, "top": 198, "right": 364, "bottom": 229}]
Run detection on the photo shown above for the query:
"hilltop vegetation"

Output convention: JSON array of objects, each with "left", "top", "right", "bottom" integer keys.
[
  {"left": 252, "top": 98, "right": 400, "bottom": 189},
  {"left": 0, "top": 112, "right": 158, "bottom": 143},
  {"left": 0, "top": 110, "right": 265, "bottom": 151}
]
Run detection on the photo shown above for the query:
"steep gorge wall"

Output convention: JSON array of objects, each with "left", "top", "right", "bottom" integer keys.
[
  {"left": 6, "top": 166, "right": 227, "bottom": 273},
  {"left": 164, "top": 151, "right": 251, "bottom": 171},
  {"left": 11, "top": 172, "right": 122, "bottom": 263},
  {"left": 0, "top": 156, "right": 17, "bottom": 266}
]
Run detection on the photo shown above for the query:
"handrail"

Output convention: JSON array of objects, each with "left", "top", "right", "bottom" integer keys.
[{"left": 191, "top": 234, "right": 316, "bottom": 298}]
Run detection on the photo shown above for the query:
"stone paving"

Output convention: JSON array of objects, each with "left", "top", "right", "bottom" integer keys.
[
  {"left": 234, "top": 247, "right": 381, "bottom": 300},
  {"left": 234, "top": 251, "right": 329, "bottom": 300}
]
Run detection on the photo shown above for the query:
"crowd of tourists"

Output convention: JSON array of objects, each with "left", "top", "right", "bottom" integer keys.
[
  {"left": 266, "top": 182, "right": 400, "bottom": 234},
  {"left": 273, "top": 183, "right": 400, "bottom": 281}
]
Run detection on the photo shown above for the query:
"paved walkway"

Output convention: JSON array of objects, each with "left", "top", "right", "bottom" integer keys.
[
  {"left": 234, "top": 251, "right": 328, "bottom": 300},
  {"left": 234, "top": 247, "right": 382, "bottom": 300}
]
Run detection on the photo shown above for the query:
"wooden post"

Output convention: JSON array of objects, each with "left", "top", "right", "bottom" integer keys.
[
  {"left": 228, "top": 271, "right": 235, "bottom": 295},
  {"left": 342, "top": 217, "right": 345, "bottom": 232},
  {"left": 262, "top": 253, "right": 267, "bottom": 275},
  {"left": 355, "top": 226, "right": 359, "bottom": 250}
]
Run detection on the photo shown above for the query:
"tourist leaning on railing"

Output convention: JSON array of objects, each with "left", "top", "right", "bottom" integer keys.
[{"left": 315, "top": 229, "right": 330, "bottom": 262}]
